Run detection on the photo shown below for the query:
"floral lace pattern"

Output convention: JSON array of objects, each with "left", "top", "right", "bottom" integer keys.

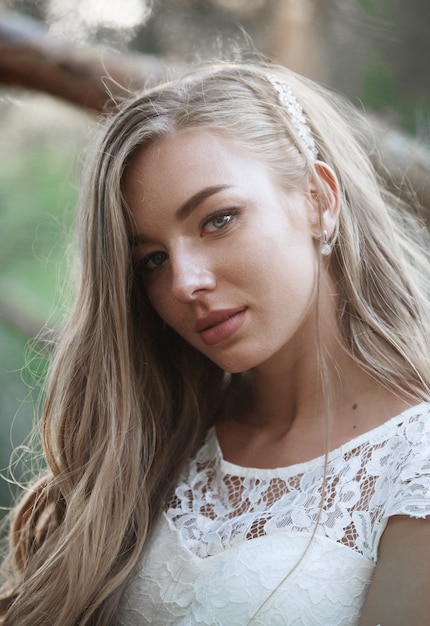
[
  {"left": 118, "top": 403, "right": 430, "bottom": 625},
  {"left": 168, "top": 402, "right": 430, "bottom": 561}
]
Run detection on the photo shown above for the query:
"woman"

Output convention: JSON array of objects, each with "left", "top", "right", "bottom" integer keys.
[{"left": 2, "top": 62, "right": 430, "bottom": 625}]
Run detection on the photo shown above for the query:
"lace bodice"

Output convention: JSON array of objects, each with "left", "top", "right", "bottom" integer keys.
[{"left": 118, "top": 403, "right": 430, "bottom": 625}]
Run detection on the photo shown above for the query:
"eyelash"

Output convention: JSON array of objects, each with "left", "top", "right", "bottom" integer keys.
[{"left": 136, "top": 208, "right": 240, "bottom": 274}]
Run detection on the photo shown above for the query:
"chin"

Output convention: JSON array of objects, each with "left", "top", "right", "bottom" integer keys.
[
  {"left": 204, "top": 354, "right": 247, "bottom": 374},
  {"left": 207, "top": 351, "right": 266, "bottom": 375}
]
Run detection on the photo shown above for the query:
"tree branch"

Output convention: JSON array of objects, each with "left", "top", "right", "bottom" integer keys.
[{"left": 0, "top": 10, "right": 169, "bottom": 112}]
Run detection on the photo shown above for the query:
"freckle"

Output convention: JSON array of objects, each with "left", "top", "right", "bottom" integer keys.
[
  {"left": 352, "top": 403, "right": 358, "bottom": 410},
  {"left": 353, "top": 425, "right": 357, "bottom": 429}
]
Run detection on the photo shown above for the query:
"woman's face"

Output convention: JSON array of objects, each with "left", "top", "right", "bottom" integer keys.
[{"left": 125, "top": 130, "right": 324, "bottom": 374}]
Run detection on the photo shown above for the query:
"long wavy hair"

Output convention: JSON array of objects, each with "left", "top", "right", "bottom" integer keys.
[{"left": 1, "top": 62, "right": 430, "bottom": 625}]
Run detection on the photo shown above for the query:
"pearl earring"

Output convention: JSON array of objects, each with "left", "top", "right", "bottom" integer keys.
[{"left": 320, "top": 230, "right": 332, "bottom": 256}]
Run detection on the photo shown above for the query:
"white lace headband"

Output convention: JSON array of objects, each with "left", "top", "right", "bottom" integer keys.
[{"left": 266, "top": 73, "right": 318, "bottom": 162}]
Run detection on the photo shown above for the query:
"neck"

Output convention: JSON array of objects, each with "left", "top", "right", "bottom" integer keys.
[
  {"left": 238, "top": 273, "right": 342, "bottom": 435},
  {"left": 220, "top": 349, "right": 411, "bottom": 468},
  {"left": 239, "top": 343, "right": 342, "bottom": 436},
  {"left": 216, "top": 274, "right": 414, "bottom": 468}
]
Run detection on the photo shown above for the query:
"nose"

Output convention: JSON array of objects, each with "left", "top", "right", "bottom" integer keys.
[{"left": 170, "top": 251, "right": 216, "bottom": 302}]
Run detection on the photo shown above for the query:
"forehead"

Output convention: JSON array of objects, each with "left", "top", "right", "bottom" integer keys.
[{"left": 123, "top": 130, "right": 279, "bottom": 214}]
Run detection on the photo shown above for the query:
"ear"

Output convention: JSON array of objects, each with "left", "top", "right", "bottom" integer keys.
[{"left": 307, "top": 161, "right": 340, "bottom": 238}]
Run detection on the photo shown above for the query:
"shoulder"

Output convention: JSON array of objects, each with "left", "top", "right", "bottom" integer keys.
[
  {"left": 373, "top": 401, "right": 430, "bottom": 452},
  {"left": 336, "top": 401, "right": 430, "bottom": 479},
  {"left": 385, "top": 401, "right": 430, "bottom": 461}
]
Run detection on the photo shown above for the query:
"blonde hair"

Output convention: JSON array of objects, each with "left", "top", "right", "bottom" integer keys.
[{"left": 2, "top": 62, "right": 430, "bottom": 625}]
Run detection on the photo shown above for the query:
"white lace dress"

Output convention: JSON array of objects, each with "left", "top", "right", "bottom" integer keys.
[{"left": 117, "top": 403, "right": 430, "bottom": 625}]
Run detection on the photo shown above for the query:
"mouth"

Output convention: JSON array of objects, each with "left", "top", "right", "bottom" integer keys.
[
  {"left": 196, "top": 308, "right": 246, "bottom": 332},
  {"left": 196, "top": 308, "right": 247, "bottom": 346}
]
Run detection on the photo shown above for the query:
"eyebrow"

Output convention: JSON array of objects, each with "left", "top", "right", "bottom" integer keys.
[
  {"left": 176, "top": 184, "right": 232, "bottom": 220},
  {"left": 129, "top": 184, "right": 233, "bottom": 247}
]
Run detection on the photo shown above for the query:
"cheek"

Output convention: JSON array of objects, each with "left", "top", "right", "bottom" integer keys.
[
  {"left": 145, "top": 281, "right": 189, "bottom": 336},
  {"left": 145, "top": 282, "right": 169, "bottom": 320},
  {"left": 260, "top": 240, "right": 319, "bottom": 315}
]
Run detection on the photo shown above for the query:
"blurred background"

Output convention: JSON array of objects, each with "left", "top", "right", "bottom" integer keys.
[{"left": 1, "top": 0, "right": 430, "bottom": 518}]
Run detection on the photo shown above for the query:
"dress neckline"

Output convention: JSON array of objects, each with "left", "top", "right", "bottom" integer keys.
[{"left": 209, "top": 401, "right": 430, "bottom": 478}]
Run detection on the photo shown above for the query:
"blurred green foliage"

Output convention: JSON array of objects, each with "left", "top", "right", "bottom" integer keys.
[
  {"left": 0, "top": 139, "right": 77, "bottom": 518},
  {"left": 357, "top": 0, "right": 430, "bottom": 136},
  {"left": 0, "top": 146, "right": 76, "bottom": 321},
  {"left": 356, "top": 0, "right": 392, "bottom": 20}
]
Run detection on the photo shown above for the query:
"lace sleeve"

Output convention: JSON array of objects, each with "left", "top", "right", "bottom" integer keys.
[{"left": 383, "top": 410, "right": 430, "bottom": 520}]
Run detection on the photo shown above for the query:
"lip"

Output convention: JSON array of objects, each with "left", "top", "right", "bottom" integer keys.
[{"left": 196, "top": 307, "right": 247, "bottom": 346}]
